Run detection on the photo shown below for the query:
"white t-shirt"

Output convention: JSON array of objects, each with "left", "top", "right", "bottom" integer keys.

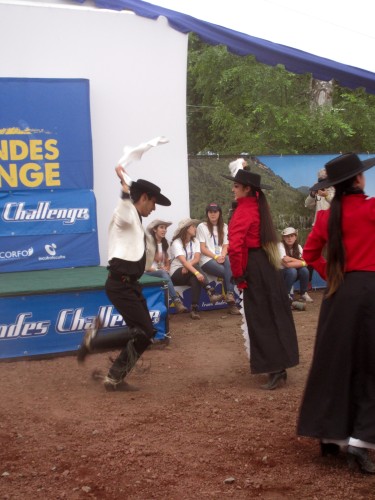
[
  {"left": 169, "top": 238, "right": 201, "bottom": 276},
  {"left": 196, "top": 222, "right": 229, "bottom": 266},
  {"left": 278, "top": 242, "right": 303, "bottom": 269},
  {"left": 150, "top": 242, "right": 171, "bottom": 270}
]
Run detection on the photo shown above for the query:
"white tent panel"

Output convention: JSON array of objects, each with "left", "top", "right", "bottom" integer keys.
[
  {"left": 149, "top": 0, "right": 375, "bottom": 73},
  {"left": 0, "top": 1, "right": 190, "bottom": 265}
]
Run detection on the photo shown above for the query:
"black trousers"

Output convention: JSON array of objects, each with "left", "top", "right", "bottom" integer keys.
[
  {"left": 104, "top": 276, "right": 155, "bottom": 381},
  {"left": 171, "top": 265, "right": 209, "bottom": 305}
]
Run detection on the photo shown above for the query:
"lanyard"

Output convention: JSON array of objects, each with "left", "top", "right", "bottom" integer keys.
[
  {"left": 184, "top": 241, "right": 193, "bottom": 261},
  {"left": 212, "top": 231, "right": 221, "bottom": 255}
]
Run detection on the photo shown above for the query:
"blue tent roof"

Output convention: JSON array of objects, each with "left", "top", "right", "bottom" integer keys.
[{"left": 76, "top": 0, "right": 375, "bottom": 94}]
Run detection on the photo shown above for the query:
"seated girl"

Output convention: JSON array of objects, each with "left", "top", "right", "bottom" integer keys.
[
  {"left": 196, "top": 203, "right": 240, "bottom": 315},
  {"left": 145, "top": 219, "right": 188, "bottom": 314},
  {"left": 278, "top": 227, "right": 313, "bottom": 303},
  {"left": 169, "top": 218, "right": 223, "bottom": 320}
]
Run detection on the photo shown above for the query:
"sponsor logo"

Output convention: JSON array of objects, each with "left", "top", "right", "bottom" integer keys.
[
  {"left": 0, "top": 313, "right": 50, "bottom": 339},
  {"left": 38, "top": 243, "right": 66, "bottom": 262},
  {"left": 2, "top": 201, "right": 90, "bottom": 225},
  {"left": 56, "top": 306, "right": 161, "bottom": 333},
  {"left": 201, "top": 300, "right": 226, "bottom": 308},
  {"left": 0, "top": 247, "right": 33, "bottom": 261},
  {"left": 1, "top": 306, "right": 163, "bottom": 342},
  {"left": 56, "top": 306, "right": 125, "bottom": 333},
  {"left": 45, "top": 243, "right": 57, "bottom": 256},
  {"left": 149, "top": 310, "right": 161, "bottom": 324}
]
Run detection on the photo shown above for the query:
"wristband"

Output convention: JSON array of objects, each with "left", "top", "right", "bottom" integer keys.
[
  {"left": 194, "top": 271, "right": 200, "bottom": 276},
  {"left": 301, "top": 260, "right": 307, "bottom": 267},
  {"left": 214, "top": 255, "right": 219, "bottom": 260}
]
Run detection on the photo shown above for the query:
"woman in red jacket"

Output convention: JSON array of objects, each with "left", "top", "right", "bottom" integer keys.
[
  {"left": 297, "top": 153, "right": 375, "bottom": 474},
  {"left": 222, "top": 169, "right": 299, "bottom": 390}
]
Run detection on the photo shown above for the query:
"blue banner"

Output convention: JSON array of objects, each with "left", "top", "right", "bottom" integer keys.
[
  {"left": 0, "top": 286, "right": 168, "bottom": 360},
  {"left": 0, "top": 232, "right": 99, "bottom": 272},
  {"left": 0, "top": 78, "right": 99, "bottom": 271},
  {"left": 0, "top": 78, "right": 93, "bottom": 191},
  {"left": 0, "top": 189, "right": 97, "bottom": 236}
]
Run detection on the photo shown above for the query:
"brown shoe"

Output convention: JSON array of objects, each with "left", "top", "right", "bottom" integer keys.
[
  {"left": 190, "top": 306, "right": 200, "bottom": 320},
  {"left": 77, "top": 316, "right": 102, "bottom": 363},
  {"left": 174, "top": 299, "right": 188, "bottom": 314},
  {"left": 207, "top": 289, "right": 224, "bottom": 304},
  {"left": 228, "top": 303, "right": 241, "bottom": 315}
]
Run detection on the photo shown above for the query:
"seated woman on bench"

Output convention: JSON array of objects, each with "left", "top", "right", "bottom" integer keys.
[
  {"left": 169, "top": 218, "right": 223, "bottom": 320},
  {"left": 144, "top": 219, "right": 188, "bottom": 314},
  {"left": 278, "top": 227, "right": 313, "bottom": 303},
  {"left": 196, "top": 203, "right": 240, "bottom": 315}
]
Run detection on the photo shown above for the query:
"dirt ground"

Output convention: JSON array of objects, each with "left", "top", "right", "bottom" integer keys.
[{"left": 1, "top": 290, "right": 375, "bottom": 500}]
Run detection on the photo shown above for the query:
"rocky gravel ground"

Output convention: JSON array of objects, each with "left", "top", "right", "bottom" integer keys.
[{"left": 1, "top": 290, "right": 374, "bottom": 499}]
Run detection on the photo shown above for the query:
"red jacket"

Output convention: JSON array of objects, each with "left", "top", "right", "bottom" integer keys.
[
  {"left": 303, "top": 194, "right": 375, "bottom": 280},
  {"left": 228, "top": 196, "right": 261, "bottom": 278}
]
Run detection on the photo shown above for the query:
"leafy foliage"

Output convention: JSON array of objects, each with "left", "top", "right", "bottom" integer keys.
[{"left": 187, "top": 34, "right": 375, "bottom": 155}]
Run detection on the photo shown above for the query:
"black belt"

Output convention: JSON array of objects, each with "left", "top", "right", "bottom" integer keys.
[{"left": 108, "top": 272, "right": 138, "bottom": 284}]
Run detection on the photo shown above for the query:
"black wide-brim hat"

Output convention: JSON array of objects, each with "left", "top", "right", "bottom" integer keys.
[
  {"left": 131, "top": 178, "right": 171, "bottom": 206},
  {"left": 310, "top": 153, "right": 375, "bottom": 191},
  {"left": 221, "top": 169, "right": 272, "bottom": 190}
]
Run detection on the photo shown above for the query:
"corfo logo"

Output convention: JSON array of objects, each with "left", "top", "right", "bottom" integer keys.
[
  {"left": 0, "top": 247, "right": 33, "bottom": 261},
  {"left": 45, "top": 243, "right": 57, "bottom": 256}
]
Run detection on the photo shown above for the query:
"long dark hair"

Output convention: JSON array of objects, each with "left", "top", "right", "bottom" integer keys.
[
  {"left": 256, "top": 189, "right": 280, "bottom": 269},
  {"left": 326, "top": 176, "right": 357, "bottom": 297},
  {"left": 206, "top": 211, "right": 224, "bottom": 246},
  {"left": 282, "top": 235, "right": 301, "bottom": 258},
  {"left": 172, "top": 226, "right": 195, "bottom": 246},
  {"left": 151, "top": 226, "right": 169, "bottom": 255}
]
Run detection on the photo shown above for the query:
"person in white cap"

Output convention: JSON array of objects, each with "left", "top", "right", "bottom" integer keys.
[
  {"left": 305, "top": 167, "right": 335, "bottom": 225},
  {"left": 169, "top": 218, "right": 223, "bottom": 319},
  {"left": 145, "top": 219, "right": 188, "bottom": 314},
  {"left": 278, "top": 227, "right": 313, "bottom": 303}
]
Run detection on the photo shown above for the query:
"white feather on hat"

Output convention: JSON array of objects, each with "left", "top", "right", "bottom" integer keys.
[{"left": 228, "top": 158, "right": 248, "bottom": 177}]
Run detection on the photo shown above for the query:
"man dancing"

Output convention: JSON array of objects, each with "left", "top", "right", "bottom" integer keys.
[{"left": 77, "top": 165, "right": 171, "bottom": 391}]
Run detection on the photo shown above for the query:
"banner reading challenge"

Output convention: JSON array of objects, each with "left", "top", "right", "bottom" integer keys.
[{"left": 0, "top": 78, "right": 99, "bottom": 271}]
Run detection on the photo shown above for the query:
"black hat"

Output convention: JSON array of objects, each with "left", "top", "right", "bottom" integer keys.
[
  {"left": 221, "top": 169, "right": 272, "bottom": 190},
  {"left": 205, "top": 202, "right": 222, "bottom": 213},
  {"left": 131, "top": 179, "right": 171, "bottom": 206},
  {"left": 310, "top": 153, "right": 375, "bottom": 191}
]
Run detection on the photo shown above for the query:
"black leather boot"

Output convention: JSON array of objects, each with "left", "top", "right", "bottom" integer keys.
[
  {"left": 320, "top": 442, "right": 340, "bottom": 457},
  {"left": 347, "top": 445, "right": 375, "bottom": 474},
  {"left": 261, "top": 370, "right": 287, "bottom": 390}
]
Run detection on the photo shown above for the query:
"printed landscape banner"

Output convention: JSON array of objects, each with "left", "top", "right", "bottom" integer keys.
[{"left": 0, "top": 78, "right": 99, "bottom": 271}]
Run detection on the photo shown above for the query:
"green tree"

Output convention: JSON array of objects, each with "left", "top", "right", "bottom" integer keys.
[{"left": 187, "top": 34, "right": 375, "bottom": 155}]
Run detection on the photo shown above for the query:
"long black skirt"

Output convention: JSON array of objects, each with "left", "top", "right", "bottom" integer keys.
[
  {"left": 297, "top": 271, "right": 375, "bottom": 443},
  {"left": 243, "top": 248, "right": 299, "bottom": 374}
]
